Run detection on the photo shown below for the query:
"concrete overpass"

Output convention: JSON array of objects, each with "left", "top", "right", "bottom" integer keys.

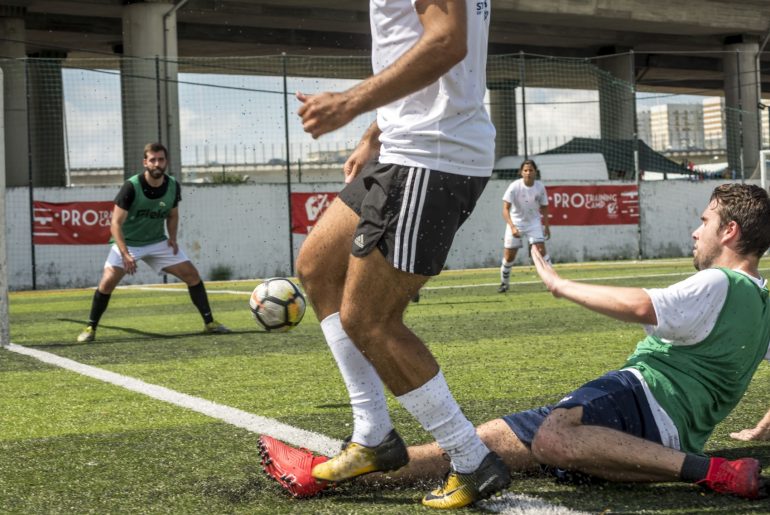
[{"left": 1, "top": 0, "right": 770, "bottom": 184}]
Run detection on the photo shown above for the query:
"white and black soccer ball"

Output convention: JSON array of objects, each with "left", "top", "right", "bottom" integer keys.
[{"left": 249, "top": 277, "right": 306, "bottom": 332}]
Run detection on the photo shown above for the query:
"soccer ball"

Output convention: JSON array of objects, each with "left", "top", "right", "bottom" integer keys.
[{"left": 249, "top": 277, "right": 306, "bottom": 332}]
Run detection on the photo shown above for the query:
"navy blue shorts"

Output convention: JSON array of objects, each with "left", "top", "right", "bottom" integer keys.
[{"left": 502, "top": 369, "right": 662, "bottom": 448}]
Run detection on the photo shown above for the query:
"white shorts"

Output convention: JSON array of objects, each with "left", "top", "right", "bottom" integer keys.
[
  {"left": 105, "top": 240, "right": 190, "bottom": 274},
  {"left": 503, "top": 224, "right": 546, "bottom": 249}
]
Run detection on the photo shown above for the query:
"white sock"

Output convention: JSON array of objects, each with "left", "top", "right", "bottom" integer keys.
[
  {"left": 500, "top": 259, "right": 514, "bottom": 284},
  {"left": 321, "top": 313, "right": 393, "bottom": 447},
  {"left": 396, "top": 370, "right": 489, "bottom": 473}
]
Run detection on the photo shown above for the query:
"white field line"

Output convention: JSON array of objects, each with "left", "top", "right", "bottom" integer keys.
[
  {"left": 117, "top": 270, "right": 693, "bottom": 295},
  {"left": 118, "top": 265, "right": 770, "bottom": 295},
  {"left": 4, "top": 342, "right": 588, "bottom": 514},
  {"left": 5, "top": 342, "right": 342, "bottom": 456}
]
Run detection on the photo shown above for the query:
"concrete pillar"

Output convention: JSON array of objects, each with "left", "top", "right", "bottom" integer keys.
[
  {"left": 0, "top": 8, "right": 30, "bottom": 187},
  {"left": 121, "top": 1, "right": 181, "bottom": 178},
  {"left": 723, "top": 36, "right": 760, "bottom": 179},
  {"left": 488, "top": 79, "right": 518, "bottom": 161},
  {"left": 596, "top": 49, "right": 636, "bottom": 141},
  {"left": 27, "top": 51, "right": 67, "bottom": 187}
]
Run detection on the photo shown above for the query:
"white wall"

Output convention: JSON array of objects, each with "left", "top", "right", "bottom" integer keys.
[{"left": 6, "top": 179, "right": 751, "bottom": 290}]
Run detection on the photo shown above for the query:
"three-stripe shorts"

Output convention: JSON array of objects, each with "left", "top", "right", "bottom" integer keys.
[{"left": 338, "top": 162, "right": 489, "bottom": 276}]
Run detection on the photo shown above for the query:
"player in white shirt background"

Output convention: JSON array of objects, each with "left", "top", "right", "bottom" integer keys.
[{"left": 498, "top": 159, "right": 551, "bottom": 293}]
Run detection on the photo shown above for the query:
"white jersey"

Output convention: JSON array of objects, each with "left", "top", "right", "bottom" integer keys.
[
  {"left": 502, "top": 179, "right": 548, "bottom": 228},
  {"left": 370, "top": 0, "right": 494, "bottom": 177},
  {"left": 643, "top": 268, "right": 769, "bottom": 356}
]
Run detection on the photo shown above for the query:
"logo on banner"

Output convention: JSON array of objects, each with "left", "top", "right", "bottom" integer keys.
[
  {"left": 291, "top": 192, "right": 338, "bottom": 234},
  {"left": 33, "top": 201, "right": 113, "bottom": 244},
  {"left": 548, "top": 185, "right": 638, "bottom": 226},
  {"left": 305, "top": 194, "right": 332, "bottom": 223}
]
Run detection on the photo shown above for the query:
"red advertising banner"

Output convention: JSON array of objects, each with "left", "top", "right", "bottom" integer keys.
[
  {"left": 547, "top": 185, "right": 639, "bottom": 226},
  {"left": 291, "top": 192, "right": 337, "bottom": 234},
  {"left": 33, "top": 201, "right": 113, "bottom": 244}
]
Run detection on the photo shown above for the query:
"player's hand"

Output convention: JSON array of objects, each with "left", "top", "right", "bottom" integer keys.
[
  {"left": 343, "top": 140, "right": 378, "bottom": 183},
  {"left": 296, "top": 91, "right": 356, "bottom": 139},
  {"left": 122, "top": 252, "right": 137, "bottom": 275},
  {"left": 168, "top": 239, "right": 179, "bottom": 255},
  {"left": 544, "top": 226, "right": 551, "bottom": 240},
  {"left": 532, "top": 245, "right": 563, "bottom": 297},
  {"left": 730, "top": 427, "right": 770, "bottom": 441},
  {"left": 511, "top": 225, "right": 520, "bottom": 238}
]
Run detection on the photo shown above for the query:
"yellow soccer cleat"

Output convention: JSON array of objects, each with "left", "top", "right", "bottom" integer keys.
[
  {"left": 311, "top": 429, "right": 409, "bottom": 482},
  {"left": 422, "top": 452, "right": 511, "bottom": 509},
  {"left": 76, "top": 326, "right": 95, "bottom": 343}
]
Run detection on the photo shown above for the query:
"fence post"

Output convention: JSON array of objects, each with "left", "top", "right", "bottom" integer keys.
[
  {"left": 519, "top": 51, "right": 528, "bottom": 159},
  {"left": 24, "top": 59, "right": 36, "bottom": 290},
  {"left": 282, "top": 53, "right": 295, "bottom": 276}
]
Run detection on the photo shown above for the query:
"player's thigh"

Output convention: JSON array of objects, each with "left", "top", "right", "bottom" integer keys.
[
  {"left": 295, "top": 197, "right": 358, "bottom": 279},
  {"left": 164, "top": 260, "right": 201, "bottom": 285},
  {"left": 342, "top": 249, "right": 428, "bottom": 327}
]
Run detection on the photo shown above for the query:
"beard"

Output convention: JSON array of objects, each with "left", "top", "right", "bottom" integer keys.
[
  {"left": 146, "top": 166, "right": 165, "bottom": 179},
  {"left": 692, "top": 246, "right": 718, "bottom": 271}
]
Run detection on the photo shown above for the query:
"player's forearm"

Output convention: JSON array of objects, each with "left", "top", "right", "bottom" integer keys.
[
  {"left": 551, "top": 280, "right": 656, "bottom": 325},
  {"left": 166, "top": 217, "right": 179, "bottom": 241},
  {"left": 110, "top": 226, "right": 129, "bottom": 256},
  {"left": 540, "top": 207, "right": 550, "bottom": 227},
  {"left": 342, "top": 9, "right": 466, "bottom": 116}
]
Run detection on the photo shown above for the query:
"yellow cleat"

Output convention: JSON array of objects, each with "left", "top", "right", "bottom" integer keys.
[
  {"left": 311, "top": 430, "right": 409, "bottom": 482},
  {"left": 76, "top": 326, "right": 95, "bottom": 343},
  {"left": 422, "top": 452, "right": 511, "bottom": 509}
]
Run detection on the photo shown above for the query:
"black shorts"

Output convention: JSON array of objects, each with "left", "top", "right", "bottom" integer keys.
[{"left": 338, "top": 162, "right": 489, "bottom": 276}]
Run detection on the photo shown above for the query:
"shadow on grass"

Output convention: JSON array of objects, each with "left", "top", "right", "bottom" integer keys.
[{"left": 21, "top": 318, "right": 260, "bottom": 348}]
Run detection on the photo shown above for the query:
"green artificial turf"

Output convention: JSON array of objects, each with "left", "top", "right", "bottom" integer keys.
[{"left": 3, "top": 259, "right": 770, "bottom": 514}]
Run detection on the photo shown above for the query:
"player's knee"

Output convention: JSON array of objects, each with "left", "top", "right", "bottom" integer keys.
[{"left": 531, "top": 413, "right": 579, "bottom": 466}]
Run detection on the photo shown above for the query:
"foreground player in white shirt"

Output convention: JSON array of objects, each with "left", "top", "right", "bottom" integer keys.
[
  {"left": 498, "top": 159, "right": 551, "bottom": 293},
  {"left": 292, "top": 0, "right": 507, "bottom": 509}
]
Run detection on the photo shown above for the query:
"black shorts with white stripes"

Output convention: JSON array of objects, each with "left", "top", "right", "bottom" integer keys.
[{"left": 338, "top": 161, "right": 489, "bottom": 276}]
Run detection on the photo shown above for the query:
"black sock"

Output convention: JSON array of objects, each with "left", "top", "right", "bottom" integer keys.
[
  {"left": 87, "top": 290, "right": 112, "bottom": 329},
  {"left": 188, "top": 281, "right": 214, "bottom": 324},
  {"left": 680, "top": 454, "right": 711, "bottom": 482}
]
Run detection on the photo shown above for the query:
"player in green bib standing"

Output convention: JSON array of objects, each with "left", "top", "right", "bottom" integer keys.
[{"left": 76, "top": 142, "right": 230, "bottom": 343}]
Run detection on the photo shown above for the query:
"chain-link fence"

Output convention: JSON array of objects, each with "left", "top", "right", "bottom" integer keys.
[
  {"left": 7, "top": 51, "right": 764, "bottom": 187},
  {"left": 1, "top": 51, "right": 767, "bottom": 289}
]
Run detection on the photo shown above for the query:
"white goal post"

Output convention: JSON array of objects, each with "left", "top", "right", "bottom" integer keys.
[
  {"left": 761, "top": 149, "right": 770, "bottom": 192},
  {"left": 0, "top": 67, "right": 8, "bottom": 346}
]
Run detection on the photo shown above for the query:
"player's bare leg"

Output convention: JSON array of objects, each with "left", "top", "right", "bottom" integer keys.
[
  {"left": 378, "top": 419, "right": 537, "bottom": 484},
  {"left": 295, "top": 197, "right": 358, "bottom": 320},
  {"left": 340, "top": 249, "right": 433, "bottom": 393},
  {"left": 532, "top": 406, "right": 685, "bottom": 482}
]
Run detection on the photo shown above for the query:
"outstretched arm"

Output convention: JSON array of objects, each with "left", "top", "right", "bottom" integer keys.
[{"left": 531, "top": 246, "right": 657, "bottom": 325}]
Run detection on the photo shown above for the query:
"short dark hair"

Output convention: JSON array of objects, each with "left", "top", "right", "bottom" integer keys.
[
  {"left": 143, "top": 142, "right": 168, "bottom": 159},
  {"left": 520, "top": 159, "right": 538, "bottom": 171},
  {"left": 710, "top": 183, "right": 770, "bottom": 258}
]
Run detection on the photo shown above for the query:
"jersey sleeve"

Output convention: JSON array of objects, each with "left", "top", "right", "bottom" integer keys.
[
  {"left": 642, "top": 268, "right": 728, "bottom": 345},
  {"left": 114, "top": 181, "right": 135, "bottom": 210},
  {"left": 502, "top": 182, "right": 515, "bottom": 203},
  {"left": 538, "top": 183, "right": 549, "bottom": 206}
]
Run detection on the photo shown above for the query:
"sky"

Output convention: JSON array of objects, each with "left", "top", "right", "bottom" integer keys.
[{"left": 61, "top": 67, "right": 708, "bottom": 170}]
